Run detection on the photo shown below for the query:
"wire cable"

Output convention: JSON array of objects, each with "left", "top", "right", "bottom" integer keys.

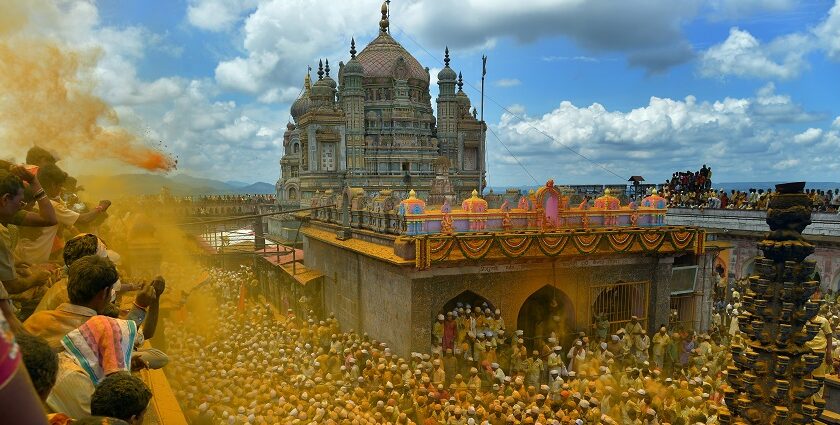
[{"left": 393, "top": 25, "right": 627, "bottom": 183}]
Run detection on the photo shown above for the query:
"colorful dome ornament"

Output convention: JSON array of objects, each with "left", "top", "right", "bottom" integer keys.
[
  {"left": 399, "top": 189, "right": 427, "bottom": 235},
  {"left": 461, "top": 189, "right": 488, "bottom": 232},
  {"left": 594, "top": 188, "right": 621, "bottom": 226},
  {"left": 399, "top": 189, "right": 426, "bottom": 214},
  {"left": 641, "top": 189, "right": 668, "bottom": 226}
]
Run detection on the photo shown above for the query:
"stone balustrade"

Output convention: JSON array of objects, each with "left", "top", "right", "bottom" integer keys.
[{"left": 309, "top": 204, "right": 669, "bottom": 236}]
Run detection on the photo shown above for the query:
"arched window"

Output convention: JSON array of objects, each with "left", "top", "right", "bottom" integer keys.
[
  {"left": 292, "top": 143, "right": 299, "bottom": 154},
  {"left": 288, "top": 187, "right": 298, "bottom": 200}
]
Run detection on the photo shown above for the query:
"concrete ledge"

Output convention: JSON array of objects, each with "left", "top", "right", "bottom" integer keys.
[{"left": 139, "top": 359, "right": 188, "bottom": 425}]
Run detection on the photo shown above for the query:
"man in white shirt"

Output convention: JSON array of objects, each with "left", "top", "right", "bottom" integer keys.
[{"left": 15, "top": 163, "right": 110, "bottom": 265}]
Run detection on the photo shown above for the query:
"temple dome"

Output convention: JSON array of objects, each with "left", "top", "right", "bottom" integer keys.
[
  {"left": 345, "top": 58, "right": 364, "bottom": 75},
  {"left": 290, "top": 96, "right": 309, "bottom": 122},
  {"left": 437, "top": 66, "right": 456, "bottom": 82},
  {"left": 290, "top": 74, "right": 312, "bottom": 122},
  {"left": 355, "top": 33, "right": 429, "bottom": 83}
]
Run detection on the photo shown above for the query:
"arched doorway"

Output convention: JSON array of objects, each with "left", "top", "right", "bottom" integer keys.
[
  {"left": 714, "top": 255, "right": 727, "bottom": 278},
  {"left": 440, "top": 290, "right": 495, "bottom": 318},
  {"left": 517, "top": 285, "right": 575, "bottom": 351},
  {"left": 741, "top": 257, "right": 756, "bottom": 279}
]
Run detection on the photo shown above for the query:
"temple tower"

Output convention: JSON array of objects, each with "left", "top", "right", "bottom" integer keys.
[
  {"left": 436, "top": 47, "right": 458, "bottom": 172},
  {"left": 342, "top": 39, "right": 365, "bottom": 172}
]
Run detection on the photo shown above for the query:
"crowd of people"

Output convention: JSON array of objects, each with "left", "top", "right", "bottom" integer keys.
[
  {"left": 0, "top": 147, "right": 174, "bottom": 424},
  {"left": 661, "top": 166, "right": 713, "bottom": 209},
  {"left": 664, "top": 187, "right": 839, "bottom": 212},
  {"left": 145, "top": 194, "right": 276, "bottom": 205},
  {"left": 163, "top": 265, "right": 836, "bottom": 425},
  {"left": 660, "top": 164, "right": 840, "bottom": 212}
]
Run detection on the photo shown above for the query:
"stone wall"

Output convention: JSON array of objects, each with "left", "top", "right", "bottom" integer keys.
[
  {"left": 666, "top": 208, "right": 840, "bottom": 236},
  {"left": 304, "top": 237, "right": 414, "bottom": 354},
  {"left": 720, "top": 235, "right": 840, "bottom": 291},
  {"left": 303, "top": 228, "right": 721, "bottom": 356}
]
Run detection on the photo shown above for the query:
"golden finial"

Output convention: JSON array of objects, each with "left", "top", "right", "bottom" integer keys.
[
  {"left": 604, "top": 188, "right": 611, "bottom": 196},
  {"left": 651, "top": 188, "right": 658, "bottom": 195},
  {"left": 380, "top": 1, "right": 389, "bottom": 33},
  {"left": 304, "top": 68, "right": 311, "bottom": 94},
  {"left": 471, "top": 189, "right": 479, "bottom": 198},
  {"left": 408, "top": 189, "right": 416, "bottom": 199}
]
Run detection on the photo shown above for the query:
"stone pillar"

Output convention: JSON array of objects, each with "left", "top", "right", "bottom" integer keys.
[
  {"left": 721, "top": 182, "right": 825, "bottom": 424},
  {"left": 648, "top": 256, "right": 674, "bottom": 334}
]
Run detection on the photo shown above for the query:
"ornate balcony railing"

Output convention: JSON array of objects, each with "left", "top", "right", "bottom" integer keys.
[{"left": 400, "top": 206, "right": 668, "bottom": 235}]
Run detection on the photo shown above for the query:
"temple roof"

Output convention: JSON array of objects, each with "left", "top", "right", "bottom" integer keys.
[{"left": 355, "top": 33, "right": 429, "bottom": 83}]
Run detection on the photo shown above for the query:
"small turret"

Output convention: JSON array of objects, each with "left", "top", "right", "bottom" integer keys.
[{"left": 437, "top": 47, "right": 457, "bottom": 82}]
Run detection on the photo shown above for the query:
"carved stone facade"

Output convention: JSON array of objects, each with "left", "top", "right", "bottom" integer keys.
[{"left": 276, "top": 2, "right": 485, "bottom": 209}]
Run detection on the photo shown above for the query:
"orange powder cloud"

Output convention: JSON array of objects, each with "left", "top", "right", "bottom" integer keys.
[{"left": 0, "top": 1, "right": 175, "bottom": 172}]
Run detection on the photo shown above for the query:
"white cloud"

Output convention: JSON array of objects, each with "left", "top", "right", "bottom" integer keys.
[
  {"left": 151, "top": 80, "right": 287, "bottom": 180},
  {"left": 752, "top": 83, "right": 822, "bottom": 123},
  {"left": 793, "top": 128, "right": 823, "bottom": 144},
  {"left": 186, "top": 0, "right": 257, "bottom": 32},
  {"left": 398, "top": 0, "right": 700, "bottom": 72},
  {"left": 211, "top": 0, "right": 704, "bottom": 97},
  {"left": 814, "top": 0, "right": 840, "bottom": 60},
  {"left": 698, "top": 27, "right": 811, "bottom": 80},
  {"left": 494, "top": 78, "right": 521, "bottom": 88},
  {"left": 772, "top": 158, "right": 800, "bottom": 170},
  {"left": 487, "top": 85, "right": 835, "bottom": 185},
  {"left": 212, "top": 0, "right": 381, "bottom": 99}
]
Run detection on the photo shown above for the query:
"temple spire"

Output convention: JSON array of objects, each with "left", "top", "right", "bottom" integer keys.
[
  {"left": 325, "top": 59, "right": 330, "bottom": 77},
  {"left": 444, "top": 47, "right": 450, "bottom": 68},
  {"left": 304, "top": 67, "right": 311, "bottom": 93},
  {"left": 317, "top": 60, "right": 324, "bottom": 80},
  {"left": 457, "top": 72, "right": 463, "bottom": 91},
  {"left": 350, "top": 37, "right": 357, "bottom": 59},
  {"left": 379, "top": 1, "right": 389, "bottom": 33}
]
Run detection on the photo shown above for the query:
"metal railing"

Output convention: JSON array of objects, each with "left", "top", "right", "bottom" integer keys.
[{"left": 588, "top": 280, "right": 651, "bottom": 334}]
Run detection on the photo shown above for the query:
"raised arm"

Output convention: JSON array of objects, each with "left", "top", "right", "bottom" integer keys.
[
  {"left": 75, "top": 200, "right": 111, "bottom": 225},
  {"left": 11, "top": 166, "right": 56, "bottom": 227}
]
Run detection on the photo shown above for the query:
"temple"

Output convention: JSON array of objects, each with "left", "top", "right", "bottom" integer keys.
[{"left": 276, "top": 2, "right": 485, "bottom": 210}]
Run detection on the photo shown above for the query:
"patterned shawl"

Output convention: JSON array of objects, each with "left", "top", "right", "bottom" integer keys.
[{"left": 61, "top": 315, "right": 137, "bottom": 385}]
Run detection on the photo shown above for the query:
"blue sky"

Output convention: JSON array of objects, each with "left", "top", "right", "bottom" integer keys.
[{"left": 4, "top": 0, "right": 840, "bottom": 187}]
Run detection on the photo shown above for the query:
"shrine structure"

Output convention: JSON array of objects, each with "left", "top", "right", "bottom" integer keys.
[{"left": 275, "top": 178, "right": 721, "bottom": 356}]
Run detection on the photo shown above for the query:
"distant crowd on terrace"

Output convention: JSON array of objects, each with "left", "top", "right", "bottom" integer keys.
[
  {"left": 144, "top": 194, "right": 276, "bottom": 205},
  {"left": 661, "top": 165, "right": 839, "bottom": 213}
]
